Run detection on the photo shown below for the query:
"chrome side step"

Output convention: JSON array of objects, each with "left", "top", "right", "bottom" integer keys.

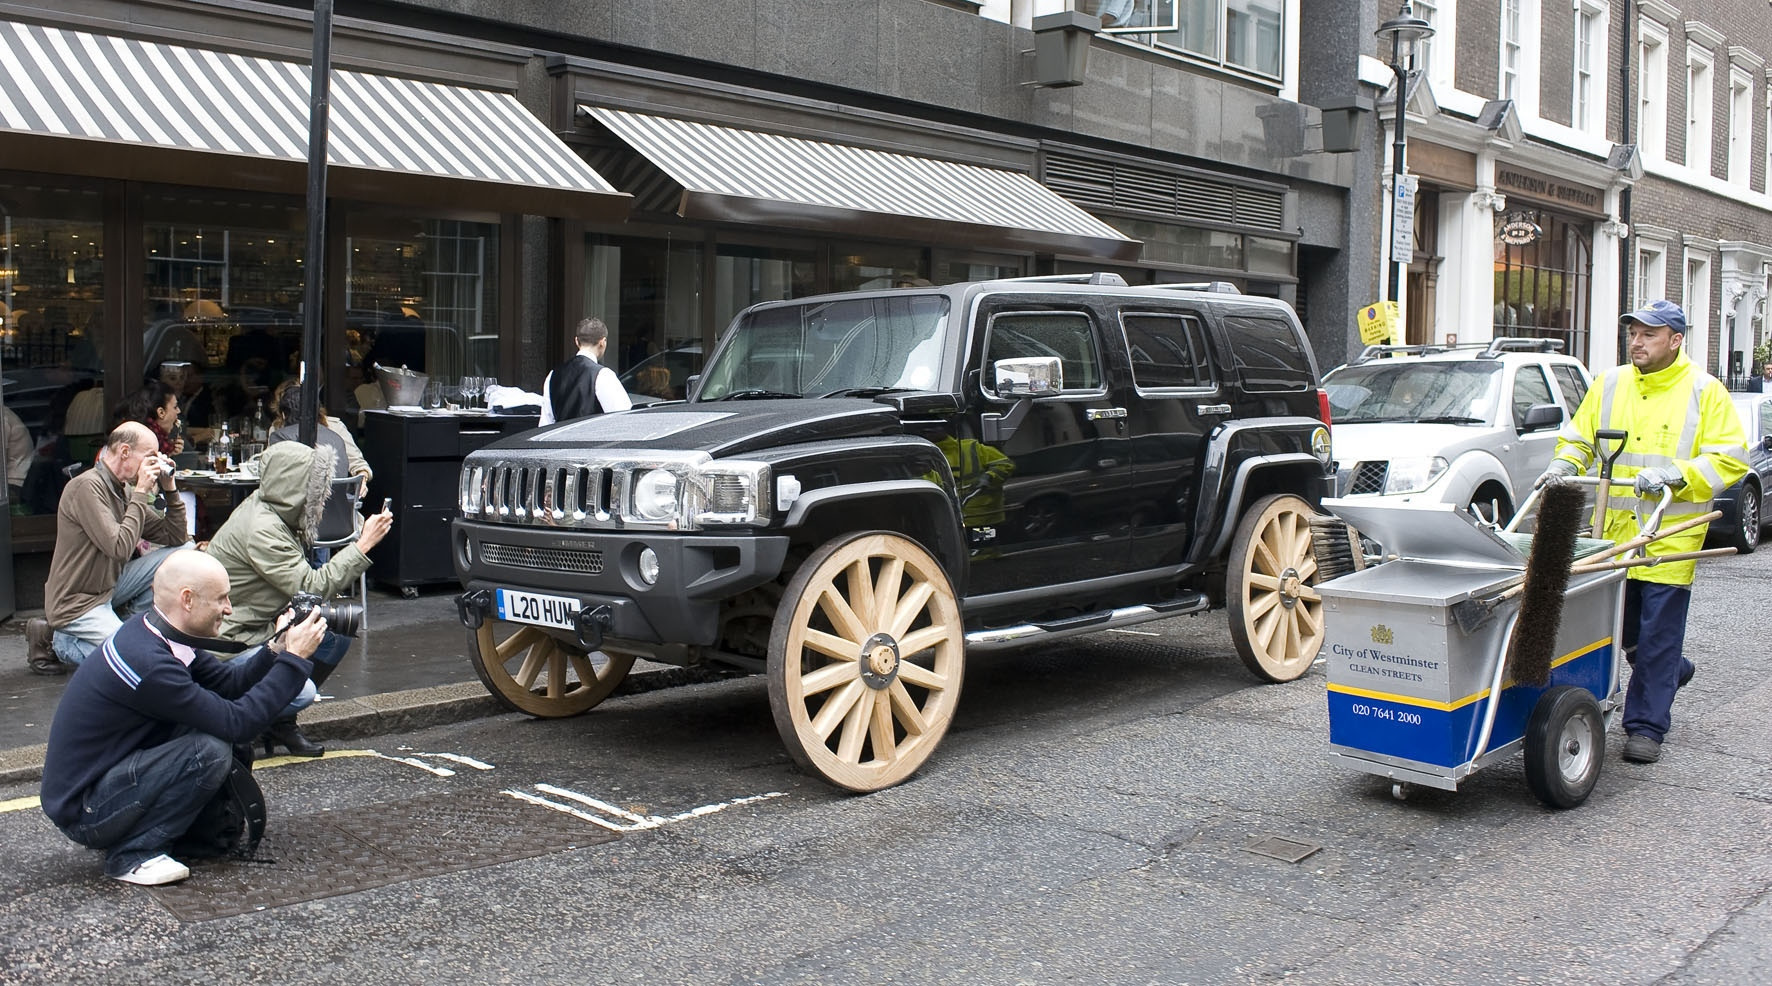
[{"left": 964, "top": 593, "right": 1212, "bottom": 652}]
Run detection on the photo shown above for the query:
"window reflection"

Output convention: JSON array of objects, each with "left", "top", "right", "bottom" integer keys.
[
  {"left": 585, "top": 233, "right": 704, "bottom": 400},
  {"left": 1, "top": 182, "right": 105, "bottom": 514}
]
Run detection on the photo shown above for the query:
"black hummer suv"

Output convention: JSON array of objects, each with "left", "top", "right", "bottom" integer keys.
[{"left": 453, "top": 274, "right": 1334, "bottom": 791}]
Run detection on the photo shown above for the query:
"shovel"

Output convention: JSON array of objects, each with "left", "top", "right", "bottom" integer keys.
[{"left": 1589, "top": 428, "right": 1629, "bottom": 537}]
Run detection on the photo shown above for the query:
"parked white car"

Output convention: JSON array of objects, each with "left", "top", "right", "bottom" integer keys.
[{"left": 1323, "top": 338, "right": 1593, "bottom": 523}]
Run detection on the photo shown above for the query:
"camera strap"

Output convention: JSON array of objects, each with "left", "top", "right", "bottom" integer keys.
[{"left": 144, "top": 607, "right": 255, "bottom": 655}]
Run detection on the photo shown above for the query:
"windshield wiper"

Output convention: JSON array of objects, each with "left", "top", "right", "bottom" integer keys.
[
  {"left": 1336, "top": 415, "right": 1412, "bottom": 423},
  {"left": 715, "top": 389, "right": 801, "bottom": 401},
  {"left": 816, "top": 387, "right": 912, "bottom": 399},
  {"left": 1416, "top": 415, "right": 1485, "bottom": 424}
]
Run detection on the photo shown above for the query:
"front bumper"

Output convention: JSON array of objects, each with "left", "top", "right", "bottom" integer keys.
[{"left": 451, "top": 518, "right": 789, "bottom": 645}]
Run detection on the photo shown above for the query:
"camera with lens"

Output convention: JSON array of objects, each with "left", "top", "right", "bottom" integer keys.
[{"left": 284, "top": 591, "right": 365, "bottom": 638}]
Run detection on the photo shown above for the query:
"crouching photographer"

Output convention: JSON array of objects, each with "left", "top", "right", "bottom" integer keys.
[
  {"left": 40, "top": 551, "right": 328, "bottom": 886},
  {"left": 203, "top": 441, "right": 392, "bottom": 757}
]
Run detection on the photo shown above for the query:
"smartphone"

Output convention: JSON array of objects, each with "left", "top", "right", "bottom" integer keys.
[{"left": 381, "top": 497, "right": 393, "bottom": 514}]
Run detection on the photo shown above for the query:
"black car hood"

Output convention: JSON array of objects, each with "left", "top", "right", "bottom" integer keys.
[{"left": 489, "top": 399, "right": 902, "bottom": 457}]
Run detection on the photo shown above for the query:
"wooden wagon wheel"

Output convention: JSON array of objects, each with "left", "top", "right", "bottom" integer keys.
[
  {"left": 767, "top": 532, "right": 965, "bottom": 792},
  {"left": 468, "top": 620, "right": 636, "bottom": 718},
  {"left": 1226, "top": 493, "right": 1324, "bottom": 683}
]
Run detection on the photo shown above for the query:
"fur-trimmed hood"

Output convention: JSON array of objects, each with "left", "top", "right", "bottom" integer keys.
[{"left": 253, "top": 440, "right": 338, "bottom": 542}]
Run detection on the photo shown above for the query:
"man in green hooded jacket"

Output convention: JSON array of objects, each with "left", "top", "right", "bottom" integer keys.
[{"left": 204, "top": 441, "right": 392, "bottom": 756}]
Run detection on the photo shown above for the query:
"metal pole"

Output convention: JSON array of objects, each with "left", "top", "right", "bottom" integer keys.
[
  {"left": 298, "top": 0, "right": 334, "bottom": 447},
  {"left": 1388, "top": 35, "right": 1407, "bottom": 308}
]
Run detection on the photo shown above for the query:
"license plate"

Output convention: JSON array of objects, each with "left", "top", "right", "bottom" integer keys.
[{"left": 495, "top": 588, "right": 581, "bottom": 630}]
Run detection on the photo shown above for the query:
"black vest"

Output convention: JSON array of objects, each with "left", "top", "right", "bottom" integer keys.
[{"left": 549, "top": 354, "right": 604, "bottom": 421}]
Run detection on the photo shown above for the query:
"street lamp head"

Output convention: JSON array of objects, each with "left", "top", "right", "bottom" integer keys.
[{"left": 1375, "top": 3, "right": 1435, "bottom": 67}]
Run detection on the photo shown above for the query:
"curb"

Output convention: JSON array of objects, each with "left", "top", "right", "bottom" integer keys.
[{"left": 0, "top": 664, "right": 729, "bottom": 786}]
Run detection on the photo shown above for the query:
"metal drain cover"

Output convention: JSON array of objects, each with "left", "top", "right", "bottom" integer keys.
[
  {"left": 1242, "top": 835, "right": 1322, "bottom": 864},
  {"left": 150, "top": 791, "right": 620, "bottom": 921}
]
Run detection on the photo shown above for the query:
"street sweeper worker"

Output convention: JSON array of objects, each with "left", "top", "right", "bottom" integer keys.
[{"left": 1536, "top": 300, "right": 1747, "bottom": 766}]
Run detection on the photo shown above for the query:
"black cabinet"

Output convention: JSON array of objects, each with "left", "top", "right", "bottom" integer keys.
[{"left": 360, "top": 410, "right": 538, "bottom": 593}]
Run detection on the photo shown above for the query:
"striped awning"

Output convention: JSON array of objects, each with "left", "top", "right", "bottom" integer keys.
[
  {"left": 0, "top": 19, "right": 629, "bottom": 221},
  {"left": 585, "top": 106, "right": 1140, "bottom": 260}
]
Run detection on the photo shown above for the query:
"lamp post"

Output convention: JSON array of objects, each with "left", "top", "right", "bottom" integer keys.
[{"left": 1375, "top": 3, "right": 1434, "bottom": 309}]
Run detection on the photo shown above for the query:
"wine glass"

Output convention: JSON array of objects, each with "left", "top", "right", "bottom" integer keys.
[{"left": 463, "top": 375, "right": 482, "bottom": 411}]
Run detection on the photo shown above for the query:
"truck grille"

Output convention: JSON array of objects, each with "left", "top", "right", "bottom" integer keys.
[
  {"left": 465, "top": 462, "right": 615, "bottom": 527},
  {"left": 480, "top": 542, "right": 604, "bottom": 575},
  {"left": 1345, "top": 461, "right": 1388, "bottom": 495}
]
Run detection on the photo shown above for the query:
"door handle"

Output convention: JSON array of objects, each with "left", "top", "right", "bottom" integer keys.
[
  {"left": 1086, "top": 407, "right": 1127, "bottom": 420},
  {"left": 1196, "top": 403, "right": 1232, "bottom": 415}
]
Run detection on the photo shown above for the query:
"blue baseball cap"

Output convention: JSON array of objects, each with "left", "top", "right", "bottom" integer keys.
[{"left": 1620, "top": 299, "right": 1687, "bottom": 335}]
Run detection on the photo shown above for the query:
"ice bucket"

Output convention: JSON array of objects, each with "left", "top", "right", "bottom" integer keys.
[{"left": 375, "top": 363, "right": 430, "bottom": 407}]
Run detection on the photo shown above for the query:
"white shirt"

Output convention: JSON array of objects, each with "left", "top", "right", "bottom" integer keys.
[{"left": 539, "top": 351, "right": 632, "bottom": 426}]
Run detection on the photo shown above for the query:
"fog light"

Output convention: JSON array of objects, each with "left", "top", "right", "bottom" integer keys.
[{"left": 638, "top": 547, "right": 660, "bottom": 586}]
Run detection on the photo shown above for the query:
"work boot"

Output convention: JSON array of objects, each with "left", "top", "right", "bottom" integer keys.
[
  {"left": 1678, "top": 661, "right": 1695, "bottom": 689},
  {"left": 1623, "top": 734, "right": 1662, "bottom": 764},
  {"left": 25, "top": 618, "right": 64, "bottom": 676}
]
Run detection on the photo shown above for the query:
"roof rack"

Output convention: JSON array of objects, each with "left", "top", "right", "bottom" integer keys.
[
  {"left": 1005, "top": 272, "right": 1129, "bottom": 286},
  {"left": 1148, "top": 281, "right": 1242, "bottom": 295},
  {"left": 1479, "top": 336, "right": 1566, "bottom": 358}
]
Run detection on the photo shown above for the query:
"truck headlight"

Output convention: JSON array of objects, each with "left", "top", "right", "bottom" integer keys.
[
  {"left": 1383, "top": 456, "right": 1449, "bottom": 494},
  {"left": 690, "top": 461, "right": 771, "bottom": 526},
  {"left": 632, "top": 468, "right": 680, "bottom": 522}
]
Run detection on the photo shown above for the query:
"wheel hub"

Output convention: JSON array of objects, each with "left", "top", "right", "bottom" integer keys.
[
  {"left": 1277, "top": 567, "right": 1303, "bottom": 608},
  {"left": 858, "top": 632, "right": 901, "bottom": 690}
]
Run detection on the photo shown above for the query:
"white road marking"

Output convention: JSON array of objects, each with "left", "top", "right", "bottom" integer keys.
[
  {"left": 502, "top": 784, "right": 786, "bottom": 832},
  {"left": 414, "top": 753, "right": 496, "bottom": 770},
  {"left": 369, "top": 752, "right": 456, "bottom": 776}
]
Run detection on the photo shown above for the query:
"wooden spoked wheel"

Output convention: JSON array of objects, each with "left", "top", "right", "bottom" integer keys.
[
  {"left": 1226, "top": 494, "right": 1324, "bottom": 683},
  {"left": 767, "top": 532, "right": 965, "bottom": 792},
  {"left": 468, "top": 621, "right": 636, "bottom": 718}
]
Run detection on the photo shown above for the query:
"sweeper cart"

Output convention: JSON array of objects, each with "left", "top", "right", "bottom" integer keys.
[{"left": 1314, "top": 476, "right": 1729, "bottom": 809}]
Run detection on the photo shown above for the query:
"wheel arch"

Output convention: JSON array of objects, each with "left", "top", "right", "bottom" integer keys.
[
  {"left": 782, "top": 481, "right": 967, "bottom": 586},
  {"left": 1194, "top": 453, "right": 1333, "bottom": 565}
]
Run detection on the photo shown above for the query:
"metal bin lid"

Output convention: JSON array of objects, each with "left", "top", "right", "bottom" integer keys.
[{"left": 1322, "top": 498, "right": 1525, "bottom": 568}]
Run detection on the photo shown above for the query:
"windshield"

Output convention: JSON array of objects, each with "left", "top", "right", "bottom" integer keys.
[
  {"left": 1325, "top": 361, "right": 1503, "bottom": 424},
  {"left": 696, "top": 295, "right": 950, "bottom": 401}
]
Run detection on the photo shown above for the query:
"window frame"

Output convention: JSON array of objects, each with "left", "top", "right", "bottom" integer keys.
[
  {"left": 1119, "top": 311, "right": 1219, "bottom": 395},
  {"left": 1638, "top": 20, "right": 1668, "bottom": 162},
  {"left": 980, "top": 308, "right": 1109, "bottom": 399},
  {"left": 1728, "top": 64, "right": 1753, "bottom": 186},
  {"left": 1106, "top": 0, "right": 1290, "bottom": 85},
  {"left": 1635, "top": 242, "right": 1667, "bottom": 307},
  {"left": 1687, "top": 43, "right": 1715, "bottom": 176},
  {"left": 1572, "top": 1, "right": 1609, "bottom": 137}
]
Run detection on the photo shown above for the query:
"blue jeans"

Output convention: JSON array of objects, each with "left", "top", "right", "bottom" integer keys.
[
  {"left": 60, "top": 729, "right": 232, "bottom": 877},
  {"left": 1621, "top": 580, "right": 1694, "bottom": 743},
  {"left": 51, "top": 545, "right": 189, "bottom": 666}
]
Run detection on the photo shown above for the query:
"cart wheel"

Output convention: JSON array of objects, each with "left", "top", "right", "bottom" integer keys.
[
  {"left": 1227, "top": 494, "right": 1325, "bottom": 683},
  {"left": 468, "top": 621, "right": 636, "bottom": 718},
  {"left": 1523, "top": 686, "right": 1605, "bottom": 809},
  {"left": 767, "top": 532, "right": 965, "bottom": 793}
]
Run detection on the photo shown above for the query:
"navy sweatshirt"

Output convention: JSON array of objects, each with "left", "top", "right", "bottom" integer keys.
[{"left": 40, "top": 611, "right": 313, "bottom": 829}]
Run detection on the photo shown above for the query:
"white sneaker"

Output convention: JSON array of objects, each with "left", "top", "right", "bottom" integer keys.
[{"left": 115, "top": 854, "right": 191, "bottom": 886}]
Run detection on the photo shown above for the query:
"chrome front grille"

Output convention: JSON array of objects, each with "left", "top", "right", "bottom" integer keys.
[
  {"left": 480, "top": 541, "right": 604, "bottom": 575},
  {"left": 1346, "top": 461, "right": 1388, "bottom": 495},
  {"left": 464, "top": 461, "right": 616, "bottom": 527}
]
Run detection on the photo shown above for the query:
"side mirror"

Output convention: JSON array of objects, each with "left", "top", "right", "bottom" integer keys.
[
  {"left": 993, "top": 356, "right": 1063, "bottom": 397},
  {"left": 685, "top": 373, "right": 701, "bottom": 401},
  {"left": 1760, "top": 434, "right": 1772, "bottom": 453},
  {"left": 1520, "top": 403, "right": 1563, "bottom": 432},
  {"left": 982, "top": 357, "right": 1062, "bottom": 445}
]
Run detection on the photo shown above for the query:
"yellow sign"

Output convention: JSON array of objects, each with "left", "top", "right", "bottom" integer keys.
[{"left": 1357, "top": 301, "right": 1398, "bottom": 346}]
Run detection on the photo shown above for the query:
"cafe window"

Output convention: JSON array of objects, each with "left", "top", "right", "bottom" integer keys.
[
  {"left": 0, "top": 180, "right": 104, "bottom": 513},
  {"left": 831, "top": 243, "right": 926, "bottom": 293},
  {"left": 141, "top": 188, "right": 305, "bottom": 439},
  {"left": 347, "top": 216, "right": 501, "bottom": 408},
  {"left": 714, "top": 241, "right": 816, "bottom": 338},
  {"left": 584, "top": 232, "right": 704, "bottom": 399}
]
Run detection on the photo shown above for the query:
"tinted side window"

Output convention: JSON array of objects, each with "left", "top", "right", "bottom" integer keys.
[
  {"left": 1551, "top": 364, "right": 1589, "bottom": 408},
  {"left": 1223, "top": 315, "right": 1311, "bottom": 392},
  {"left": 1759, "top": 400, "right": 1772, "bottom": 441},
  {"left": 1512, "top": 364, "right": 1553, "bottom": 429},
  {"left": 984, "top": 311, "right": 1102, "bottom": 391},
  {"left": 1123, "top": 314, "right": 1214, "bottom": 389}
]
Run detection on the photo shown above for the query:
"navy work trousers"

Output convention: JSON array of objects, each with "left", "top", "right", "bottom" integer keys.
[{"left": 1620, "top": 580, "right": 1694, "bottom": 743}]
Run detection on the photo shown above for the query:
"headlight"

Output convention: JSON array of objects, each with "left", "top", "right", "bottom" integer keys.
[
  {"left": 1383, "top": 456, "right": 1449, "bottom": 494},
  {"left": 689, "top": 461, "right": 771, "bottom": 526},
  {"left": 631, "top": 468, "right": 680, "bottom": 522}
]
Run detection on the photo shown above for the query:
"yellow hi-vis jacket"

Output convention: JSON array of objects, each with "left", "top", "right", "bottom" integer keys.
[
  {"left": 934, "top": 434, "right": 1014, "bottom": 527},
  {"left": 1551, "top": 349, "right": 1748, "bottom": 585}
]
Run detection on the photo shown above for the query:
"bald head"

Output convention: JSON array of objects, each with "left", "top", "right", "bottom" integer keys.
[
  {"left": 154, "top": 549, "right": 232, "bottom": 636},
  {"left": 107, "top": 420, "right": 156, "bottom": 452},
  {"left": 101, "top": 420, "right": 162, "bottom": 484}
]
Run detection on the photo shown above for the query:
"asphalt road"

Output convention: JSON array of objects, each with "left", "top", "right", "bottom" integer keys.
[{"left": 2, "top": 549, "right": 1769, "bottom": 985}]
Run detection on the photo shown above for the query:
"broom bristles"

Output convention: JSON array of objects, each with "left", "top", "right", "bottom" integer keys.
[{"left": 1507, "top": 480, "right": 1585, "bottom": 686}]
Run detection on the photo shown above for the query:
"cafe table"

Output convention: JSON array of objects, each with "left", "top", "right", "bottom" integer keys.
[{"left": 174, "top": 469, "right": 261, "bottom": 540}]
